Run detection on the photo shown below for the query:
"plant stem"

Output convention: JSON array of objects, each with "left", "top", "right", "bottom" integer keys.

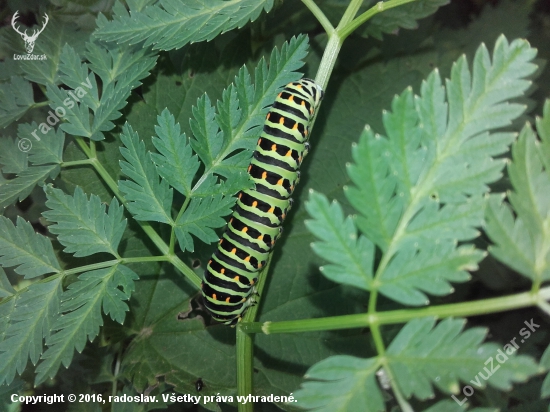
[
  {"left": 301, "top": 0, "right": 334, "bottom": 35},
  {"left": 314, "top": 0, "right": 364, "bottom": 90},
  {"left": 239, "top": 286, "right": 550, "bottom": 334},
  {"left": 339, "top": 0, "right": 419, "bottom": 39},
  {"left": 236, "top": 256, "right": 274, "bottom": 411}
]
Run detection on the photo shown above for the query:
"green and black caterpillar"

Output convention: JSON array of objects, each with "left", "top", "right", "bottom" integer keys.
[{"left": 201, "top": 78, "right": 324, "bottom": 325}]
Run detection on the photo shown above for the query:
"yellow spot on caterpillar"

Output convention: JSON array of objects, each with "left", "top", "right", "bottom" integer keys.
[
  {"left": 288, "top": 95, "right": 294, "bottom": 102},
  {"left": 310, "top": 108, "right": 314, "bottom": 115},
  {"left": 212, "top": 293, "right": 217, "bottom": 300},
  {"left": 234, "top": 275, "right": 240, "bottom": 282},
  {"left": 292, "top": 122, "right": 298, "bottom": 130},
  {"left": 278, "top": 92, "right": 282, "bottom": 98},
  {"left": 285, "top": 149, "right": 292, "bottom": 157},
  {"left": 277, "top": 178, "right": 284, "bottom": 186},
  {"left": 244, "top": 256, "right": 251, "bottom": 262},
  {"left": 268, "top": 207, "right": 275, "bottom": 213},
  {"left": 262, "top": 171, "right": 267, "bottom": 180},
  {"left": 301, "top": 101, "right": 305, "bottom": 106},
  {"left": 257, "top": 234, "right": 264, "bottom": 241},
  {"left": 305, "top": 129, "right": 309, "bottom": 136},
  {"left": 250, "top": 279, "right": 256, "bottom": 285},
  {"left": 279, "top": 117, "right": 285, "bottom": 125},
  {"left": 298, "top": 156, "right": 302, "bottom": 163},
  {"left": 266, "top": 113, "right": 270, "bottom": 120},
  {"left": 242, "top": 226, "right": 248, "bottom": 233},
  {"left": 271, "top": 144, "right": 277, "bottom": 151},
  {"left": 247, "top": 165, "right": 252, "bottom": 172},
  {"left": 208, "top": 259, "right": 212, "bottom": 265},
  {"left": 281, "top": 213, "right": 286, "bottom": 219},
  {"left": 238, "top": 192, "right": 242, "bottom": 199},
  {"left": 290, "top": 185, "right": 295, "bottom": 191},
  {"left": 230, "top": 218, "right": 234, "bottom": 224},
  {"left": 219, "top": 238, "right": 223, "bottom": 244},
  {"left": 220, "top": 268, "right": 226, "bottom": 275},
  {"left": 297, "top": 84, "right": 303, "bottom": 89},
  {"left": 225, "top": 297, "right": 231, "bottom": 303},
  {"left": 231, "top": 248, "right": 237, "bottom": 254},
  {"left": 241, "top": 298, "right": 246, "bottom": 303},
  {"left": 252, "top": 201, "right": 258, "bottom": 208}
]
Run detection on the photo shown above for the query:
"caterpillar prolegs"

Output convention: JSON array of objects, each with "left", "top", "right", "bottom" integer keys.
[{"left": 201, "top": 78, "right": 324, "bottom": 325}]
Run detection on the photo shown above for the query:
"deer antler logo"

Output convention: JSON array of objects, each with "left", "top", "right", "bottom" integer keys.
[{"left": 11, "top": 11, "right": 49, "bottom": 54}]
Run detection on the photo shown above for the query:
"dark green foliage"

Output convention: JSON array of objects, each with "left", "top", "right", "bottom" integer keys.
[{"left": 0, "top": 0, "right": 549, "bottom": 411}]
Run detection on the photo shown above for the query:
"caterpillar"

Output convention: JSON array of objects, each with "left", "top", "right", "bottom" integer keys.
[{"left": 201, "top": 78, "right": 324, "bottom": 325}]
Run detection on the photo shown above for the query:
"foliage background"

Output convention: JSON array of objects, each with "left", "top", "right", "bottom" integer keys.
[{"left": 0, "top": 0, "right": 549, "bottom": 411}]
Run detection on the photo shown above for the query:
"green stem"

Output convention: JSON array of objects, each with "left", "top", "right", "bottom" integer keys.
[
  {"left": 314, "top": 0, "right": 364, "bottom": 90},
  {"left": 239, "top": 286, "right": 550, "bottom": 334},
  {"left": 301, "top": 0, "right": 335, "bottom": 35},
  {"left": 236, "top": 256, "right": 274, "bottom": 411},
  {"left": 61, "top": 159, "right": 93, "bottom": 168},
  {"left": 171, "top": 197, "right": 192, "bottom": 254},
  {"left": 339, "top": 0, "right": 419, "bottom": 39}
]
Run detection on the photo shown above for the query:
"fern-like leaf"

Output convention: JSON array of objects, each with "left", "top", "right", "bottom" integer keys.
[
  {"left": 95, "top": 0, "right": 274, "bottom": 51},
  {"left": 0, "top": 76, "right": 34, "bottom": 128},
  {"left": 0, "top": 137, "right": 28, "bottom": 174},
  {"left": 0, "top": 165, "right": 59, "bottom": 210},
  {"left": 46, "top": 43, "right": 156, "bottom": 141},
  {"left": 119, "top": 123, "right": 174, "bottom": 224},
  {"left": 150, "top": 109, "right": 200, "bottom": 198},
  {"left": 294, "top": 356, "right": 384, "bottom": 412},
  {"left": 175, "top": 195, "right": 235, "bottom": 252},
  {"left": 43, "top": 185, "right": 127, "bottom": 258},
  {"left": 35, "top": 265, "right": 138, "bottom": 384},
  {"left": 486, "top": 100, "right": 550, "bottom": 283},
  {"left": 295, "top": 318, "right": 541, "bottom": 410},
  {"left": 189, "top": 35, "right": 309, "bottom": 194},
  {"left": 17, "top": 123, "right": 65, "bottom": 166},
  {"left": 0, "top": 216, "right": 61, "bottom": 278},
  {"left": 385, "top": 318, "right": 540, "bottom": 398},
  {"left": 325, "top": 35, "right": 538, "bottom": 305},
  {"left": 304, "top": 190, "right": 375, "bottom": 291},
  {"left": 0, "top": 277, "right": 62, "bottom": 385}
]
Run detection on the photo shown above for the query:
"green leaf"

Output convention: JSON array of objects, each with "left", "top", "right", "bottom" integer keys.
[
  {"left": 0, "top": 76, "right": 35, "bottom": 129},
  {"left": 0, "top": 164, "right": 60, "bottom": 210},
  {"left": 18, "top": 122, "right": 65, "bottom": 166},
  {"left": 118, "top": 123, "right": 174, "bottom": 224},
  {"left": 378, "top": 242, "right": 481, "bottom": 306},
  {"left": 338, "top": 36, "right": 537, "bottom": 305},
  {"left": 95, "top": 0, "right": 274, "bottom": 51},
  {"left": 304, "top": 190, "right": 374, "bottom": 291},
  {"left": 35, "top": 265, "right": 138, "bottom": 384},
  {"left": 46, "top": 43, "right": 156, "bottom": 141},
  {"left": 43, "top": 185, "right": 127, "bottom": 258},
  {"left": 150, "top": 108, "right": 200, "bottom": 198},
  {"left": 0, "top": 137, "right": 28, "bottom": 174},
  {"left": 542, "top": 344, "right": 550, "bottom": 398},
  {"left": 0, "top": 277, "right": 62, "bottom": 385},
  {"left": 189, "top": 35, "right": 309, "bottom": 193},
  {"left": 0, "top": 267, "right": 15, "bottom": 298},
  {"left": 361, "top": 0, "right": 449, "bottom": 40},
  {"left": 385, "top": 317, "right": 540, "bottom": 399},
  {"left": 0, "top": 216, "right": 61, "bottom": 278},
  {"left": 293, "top": 356, "right": 384, "bottom": 412},
  {"left": 485, "top": 108, "right": 550, "bottom": 283},
  {"left": 175, "top": 194, "right": 235, "bottom": 253}
]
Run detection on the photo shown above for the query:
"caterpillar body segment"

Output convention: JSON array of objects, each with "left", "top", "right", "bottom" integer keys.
[{"left": 201, "top": 78, "right": 324, "bottom": 325}]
